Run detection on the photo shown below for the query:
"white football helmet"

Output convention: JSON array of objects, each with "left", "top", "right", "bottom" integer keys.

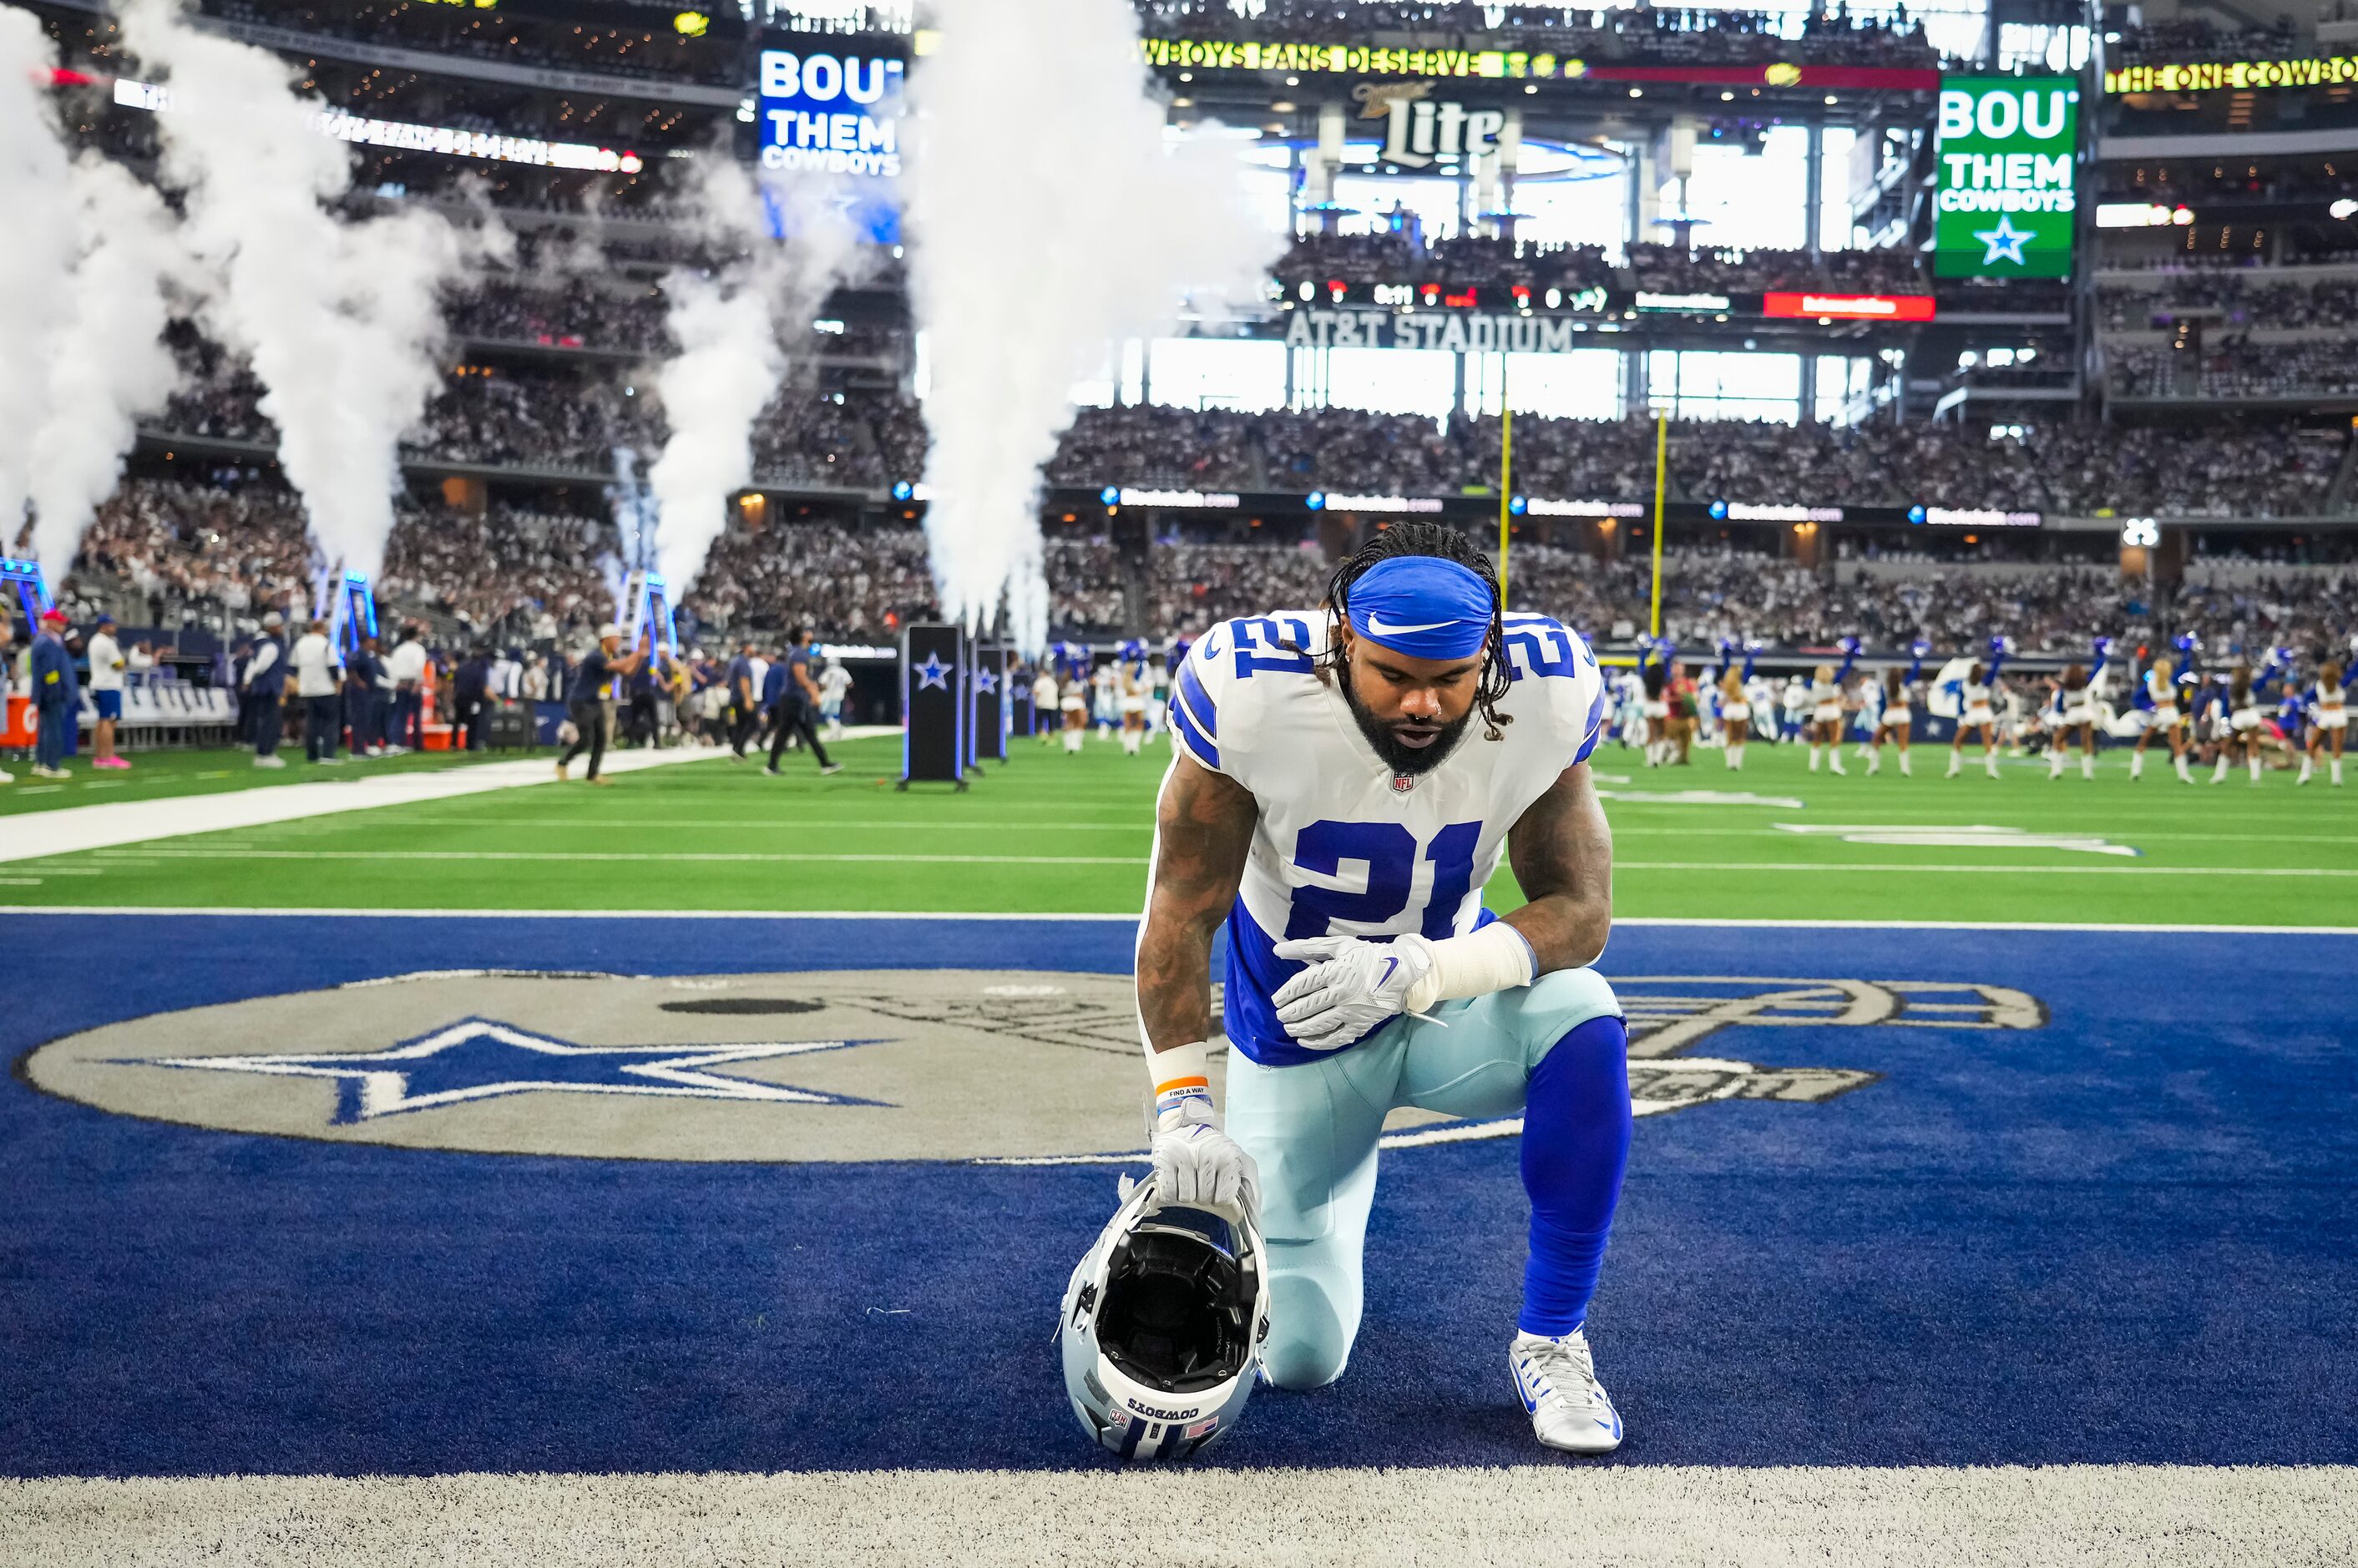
[{"left": 1059, "top": 1174, "right": 1269, "bottom": 1461}]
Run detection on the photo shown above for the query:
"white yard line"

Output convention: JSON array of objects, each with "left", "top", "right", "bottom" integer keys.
[
  {"left": 43, "top": 847, "right": 2358, "bottom": 877},
  {"left": 3, "top": 909, "right": 2357, "bottom": 935},
  {"left": 0, "top": 749, "right": 730, "bottom": 865}
]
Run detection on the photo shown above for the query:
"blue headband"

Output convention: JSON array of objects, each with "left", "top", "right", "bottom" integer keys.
[{"left": 1345, "top": 556, "right": 1495, "bottom": 661}]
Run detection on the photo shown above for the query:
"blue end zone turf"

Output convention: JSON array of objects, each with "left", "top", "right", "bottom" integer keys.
[{"left": 2, "top": 914, "right": 2353, "bottom": 1475}]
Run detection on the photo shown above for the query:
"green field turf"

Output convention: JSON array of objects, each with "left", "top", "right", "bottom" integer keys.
[{"left": 3, "top": 732, "right": 2353, "bottom": 923}]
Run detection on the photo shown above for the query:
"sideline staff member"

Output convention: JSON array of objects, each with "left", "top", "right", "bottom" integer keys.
[{"left": 556, "top": 625, "right": 645, "bottom": 786}]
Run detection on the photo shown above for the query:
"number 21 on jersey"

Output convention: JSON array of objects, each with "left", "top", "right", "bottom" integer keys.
[{"left": 1286, "top": 819, "right": 1482, "bottom": 941}]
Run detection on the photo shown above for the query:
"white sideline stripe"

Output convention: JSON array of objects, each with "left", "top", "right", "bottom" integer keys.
[
  {"left": 0, "top": 751, "right": 717, "bottom": 865},
  {"left": 0, "top": 728, "right": 902, "bottom": 865},
  {"left": 2, "top": 1465, "right": 2350, "bottom": 1567},
  {"left": 3, "top": 909, "right": 2358, "bottom": 936},
  {"left": 78, "top": 849, "right": 1146, "bottom": 866}
]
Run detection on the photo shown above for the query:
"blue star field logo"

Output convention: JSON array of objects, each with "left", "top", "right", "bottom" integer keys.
[
  {"left": 915, "top": 654, "right": 949, "bottom": 691},
  {"left": 1972, "top": 213, "right": 2034, "bottom": 267},
  {"left": 124, "top": 1019, "right": 889, "bottom": 1125},
  {"left": 974, "top": 667, "right": 997, "bottom": 694}
]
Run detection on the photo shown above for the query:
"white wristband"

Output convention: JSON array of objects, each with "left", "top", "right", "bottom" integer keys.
[
  {"left": 1403, "top": 923, "right": 1538, "bottom": 1014},
  {"left": 1146, "top": 1039, "right": 1214, "bottom": 1121}
]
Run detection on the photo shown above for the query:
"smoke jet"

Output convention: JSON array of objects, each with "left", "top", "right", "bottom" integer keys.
[
  {"left": 0, "top": 10, "right": 77, "bottom": 554},
  {"left": 646, "top": 152, "right": 862, "bottom": 599},
  {"left": 903, "top": 0, "right": 1280, "bottom": 652},
  {"left": 121, "top": 0, "right": 490, "bottom": 585},
  {"left": 28, "top": 155, "right": 195, "bottom": 583}
]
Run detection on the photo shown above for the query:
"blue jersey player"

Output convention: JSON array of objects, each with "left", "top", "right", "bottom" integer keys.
[{"left": 1133, "top": 524, "right": 1632, "bottom": 1454}]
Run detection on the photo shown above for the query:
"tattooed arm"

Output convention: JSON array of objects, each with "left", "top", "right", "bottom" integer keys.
[
  {"left": 1501, "top": 761, "right": 1615, "bottom": 974},
  {"left": 1136, "top": 752, "right": 1258, "bottom": 1055}
]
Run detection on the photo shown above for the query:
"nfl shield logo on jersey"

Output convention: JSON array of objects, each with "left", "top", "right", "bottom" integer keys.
[{"left": 1390, "top": 772, "right": 1416, "bottom": 794}]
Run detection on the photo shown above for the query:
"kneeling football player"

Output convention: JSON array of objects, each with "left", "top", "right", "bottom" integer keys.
[{"left": 1135, "top": 523, "right": 1632, "bottom": 1454}]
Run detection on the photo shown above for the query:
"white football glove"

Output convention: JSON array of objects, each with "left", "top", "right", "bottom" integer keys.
[
  {"left": 1270, "top": 933, "right": 1440, "bottom": 1047},
  {"left": 1151, "top": 1096, "right": 1260, "bottom": 1217}
]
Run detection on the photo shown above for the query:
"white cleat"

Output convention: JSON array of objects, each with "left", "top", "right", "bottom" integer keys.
[{"left": 1510, "top": 1328, "right": 1623, "bottom": 1454}]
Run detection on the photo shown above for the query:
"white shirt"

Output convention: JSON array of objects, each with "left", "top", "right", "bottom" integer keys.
[
  {"left": 1033, "top": 674, "right": 1059, "bottom": 707},
  {"left": 819, "top": 665, "right": 853, "bottom": 702},
  {"left": 290, "top": 632, "right": 339, "bottom": 698},
  {"left": 1170, "top": 609, "right": 1607, "bottom": 1070},
  {"left": 386, "top": 640, "right": 428, "bottom": 685},
  {"left": 87, "top": 632, "right": 124, "bottom": 692}
]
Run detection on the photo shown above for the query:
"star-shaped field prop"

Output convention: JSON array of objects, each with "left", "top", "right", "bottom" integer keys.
[
  {"left": 124, "top": 1019, "right": 889, "bottom": 1125},
  {"left": 1973, "top": 213, "right": 2033, "bottom": 267},
  {"left": 974, "top": 667, "right": 997, "bottom": 694},
  {"left": 915, "top": 654, "right": 949, "bottom": 690}
]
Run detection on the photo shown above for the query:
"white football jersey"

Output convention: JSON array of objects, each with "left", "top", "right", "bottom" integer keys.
[{"left": 1165, "top": 609, "right": 1607, "bottom": 1068}]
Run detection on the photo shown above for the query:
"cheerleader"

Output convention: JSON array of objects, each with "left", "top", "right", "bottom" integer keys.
[
  {"left": 1117, "top": 661, "right": 1148, "bottom": 756},
  {"left": 2047, "top": 664, "right": 2097, "bottom": 781},
  {"left": 1718, "top": 666, "right": 1751, "bottom": 771},
  {"left": 1808, "top": 664, "right": 1847, "bottom": 774},
  {"left": 1667, "top": 659, "right": 1698, "bottom": 766},
  {"left": 2130, "top": 638, "right": 2194, "bottom": 783},
  {"left": 1870, "top": 665, "right": 1914, "bottom": 776},
  {"left": 1060, "top": 667, "right": 1089, "bottom": 755},
  {"left": 2214, "top": 665, "right": 2261, "bottom": 784},
  {"left": 2304, "top": 660, "right": 2347, "bottom": 785},
  {"left": 1946, "top": 659, "right": 2003, "bottom": 779},
  {"left": 1639, "top": 660, "right": 1672, "bottom": 766}
]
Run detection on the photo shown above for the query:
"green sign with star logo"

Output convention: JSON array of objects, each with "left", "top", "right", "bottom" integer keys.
[{"left": 1933, "top": 76, "right": 2078, "bottom": 280}]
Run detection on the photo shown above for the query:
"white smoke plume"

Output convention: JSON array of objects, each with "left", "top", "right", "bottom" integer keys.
[
  {"left": 903, "top": 0, "right": 1281, "bottom": 653},
  {"left": 0, "top": 9, "right": 77, "bottom": 554},
  {"left": 646, "top": 152, "right": 862, "bottom": 596},
  {"left": 120, "top": 0, "right": 492, "bottom": 584},
  {"left": 28, "top": 154, "right": 195, "bottom": 582}
]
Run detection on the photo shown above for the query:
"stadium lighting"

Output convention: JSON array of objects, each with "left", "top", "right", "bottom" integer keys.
[{"left": 2333, "top": 199, "right": 2358, "bottom": 221}]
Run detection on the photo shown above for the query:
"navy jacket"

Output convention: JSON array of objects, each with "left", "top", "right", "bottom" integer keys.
[{"left": 31, "top": 632, "right": 78, "bottom": 711}]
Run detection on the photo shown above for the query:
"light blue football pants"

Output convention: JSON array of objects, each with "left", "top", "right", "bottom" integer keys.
[{"left": 1225, "top": 966, "right": 1628, "bottom": 1390}]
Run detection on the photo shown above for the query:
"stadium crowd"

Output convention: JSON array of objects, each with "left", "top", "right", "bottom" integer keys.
[
  {"left": 42, "top": 474, "right": 2358, "bottom": 662},
  {"left": 143, "top": 359, "right": 2351, "bottom": 518},
  {"left": 2108, "top": 341, "right": 2358, "bottom": 401},
  {"left": 1277, "top": 235, "right": 1925, "bottom": 297},
  {"left": 2110, "top": 16, "right": 2315, "bottom": 66},
  {"left": 1132, "top": 0, "right": 1944, "bottom": 66},
  {"left": 205, "top": 0, "right": 746, "bottom": 86}
]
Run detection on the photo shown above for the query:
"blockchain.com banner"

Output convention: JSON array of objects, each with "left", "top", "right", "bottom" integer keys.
[{"left": 1932, "top": 76, "right": 2078, "bottom": 280}]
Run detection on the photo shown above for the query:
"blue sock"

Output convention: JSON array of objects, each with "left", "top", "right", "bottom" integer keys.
[{"left": 1518, "top": 1013, "right": 1632, "bottom": 1337}]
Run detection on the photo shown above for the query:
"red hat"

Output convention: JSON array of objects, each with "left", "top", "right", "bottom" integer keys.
[{"left": 38, "top": 608, "right": 68, "bottom": 625}]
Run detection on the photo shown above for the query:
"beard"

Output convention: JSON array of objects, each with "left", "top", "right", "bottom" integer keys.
[{"left": 1340, "top": 663, "right": 1474, "bottom": 776}]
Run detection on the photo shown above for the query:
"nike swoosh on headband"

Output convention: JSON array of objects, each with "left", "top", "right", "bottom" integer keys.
[{"left": 1364, "top": 613, "right": 1458, "bottom": 636}]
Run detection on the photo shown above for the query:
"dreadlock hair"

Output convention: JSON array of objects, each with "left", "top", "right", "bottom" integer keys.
[{"left": 1315, "top": 521, "right": 1514, "bottom": 741}]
